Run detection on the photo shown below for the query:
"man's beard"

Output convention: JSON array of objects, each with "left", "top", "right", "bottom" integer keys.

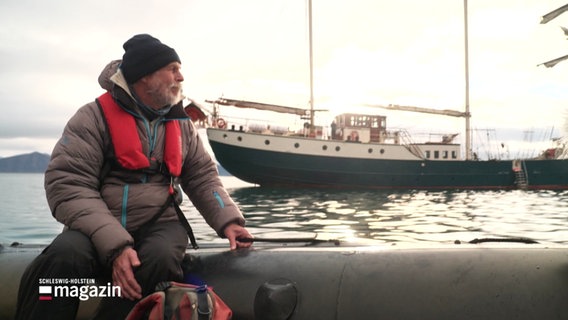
[{"left": 146, "top": 81, "right": 183, "bottom": 107}]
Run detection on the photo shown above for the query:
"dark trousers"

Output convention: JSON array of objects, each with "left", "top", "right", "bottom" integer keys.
[{"left": 15, "top": 222, "right": 188, "bottom": 320}]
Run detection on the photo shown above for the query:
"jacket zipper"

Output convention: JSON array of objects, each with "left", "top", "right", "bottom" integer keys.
[
  {"left": 121, "top": 184, "right": 129, "bottom": 228},
  {"left": 213, "top": 191, "right": 225, "bottom": 208}
]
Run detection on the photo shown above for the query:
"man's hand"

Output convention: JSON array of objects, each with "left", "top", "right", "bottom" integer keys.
[
  {"left": 224, "top": 223, "right": 253, "bottom": 250},
  {"left": 112, "top": 247, "right": 142, "bottom": 300}
]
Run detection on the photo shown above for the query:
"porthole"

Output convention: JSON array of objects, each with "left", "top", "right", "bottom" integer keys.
[
  {"left": 380, "top": 149, "right": 385, "bottom": 154},
  {"left": 294, "top": 143, "right": 300, "bottom": 148},
  {"left": 368, "top": 148, "right": 373, "bottom": 153},
  {"left": 223, "top": 134, "right": 228, "bottom": 139},
  {"left": 335, "top": 146, "right": 341, "bottom": 152},
  {"left": 322, "top": 145, "right": 328, "bottom": 151},
  {"left": 237, "top": 136, "right": 243, "bottom": 142},
  {"left": 265, "top": 140, "right": 270, "bottom": 145}
]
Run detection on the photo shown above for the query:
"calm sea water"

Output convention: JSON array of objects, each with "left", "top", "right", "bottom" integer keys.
[{"left": 1, "top": 173, "right": 568, "bottom": 246}]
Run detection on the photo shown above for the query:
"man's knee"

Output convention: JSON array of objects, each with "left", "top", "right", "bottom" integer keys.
[
  {"left": 50, "top": 231, "right": 93, "bottom": 254},
  {"left": 35, "top": 231, "right": 99, "bottom": 276},
  {"left": 135, "top": 222, "right": 187, "bottom": 263}
]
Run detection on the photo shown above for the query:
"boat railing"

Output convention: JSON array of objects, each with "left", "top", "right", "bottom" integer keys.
[{"left": 397, "top": 130, "right": 425, "bottom": 159}]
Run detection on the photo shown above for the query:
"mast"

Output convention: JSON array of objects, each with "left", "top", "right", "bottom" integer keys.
[
  {"left": 308, "top": 0, "right": 315, "bottom": 132},
  {"left": 367, "top": 2, "right": 472, "bottom": 157},
  {"left": 464, "top": 0, "right": 472, "bottom": 160}
]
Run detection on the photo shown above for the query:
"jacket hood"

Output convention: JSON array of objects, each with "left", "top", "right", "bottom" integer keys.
[
  {"left": 98, "top": 59, "right": 134, "bottom": 98},
  {"left": 98, "top": 60, "right": 121, "bottom": 91}
]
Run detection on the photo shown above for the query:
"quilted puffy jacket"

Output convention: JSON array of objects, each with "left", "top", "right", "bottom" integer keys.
[{"left": 45, "top": 60, "right": 245, "bottom": 266}]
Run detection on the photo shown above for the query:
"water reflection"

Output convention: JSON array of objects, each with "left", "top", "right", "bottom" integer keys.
[
  {"left": 228, "top": 187, "right": 568, "bottom": 245},
  {"left": 3, "top": 173, "right": 568, "bottom": 246}
]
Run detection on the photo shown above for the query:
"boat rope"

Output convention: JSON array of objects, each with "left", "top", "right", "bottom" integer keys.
[{"left": 238, "top": 237, "right": 340, "bottom": 246}]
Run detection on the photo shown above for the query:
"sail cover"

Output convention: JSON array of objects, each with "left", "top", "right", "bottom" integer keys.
[{"left": 208, "top": 98, "right": 310, "bottom": 116}]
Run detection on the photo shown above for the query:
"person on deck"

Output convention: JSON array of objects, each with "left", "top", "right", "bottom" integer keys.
[{"left": 15, "top": 34, "right": 253, "bottom": 320}]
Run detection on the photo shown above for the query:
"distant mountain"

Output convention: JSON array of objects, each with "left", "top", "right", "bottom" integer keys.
[
  {"left": 0, "top": 152, "right": 50, "bottom": 173},
  {"left": 0, "top": 152, "right": 231, "bottom": 176}
]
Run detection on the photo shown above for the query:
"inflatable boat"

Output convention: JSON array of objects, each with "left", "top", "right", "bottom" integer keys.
[{"left": 2, "top": 239, "right": 568, "bottom": 319}]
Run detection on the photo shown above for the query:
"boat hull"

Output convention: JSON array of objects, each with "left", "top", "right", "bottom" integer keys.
[
  {"left": 3, "top": 244, "right": 568, "bottom": 319},
  {"left": 207, "top": 128, "right": 568, "bottom": 189}
]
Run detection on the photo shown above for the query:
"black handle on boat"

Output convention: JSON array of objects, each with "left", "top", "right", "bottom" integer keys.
[
  {"left": 237, "top": 237, "right": 340, "bottom": 246},
  {"left": 468, "top": 237, "right": 539, "bottom": 244}
]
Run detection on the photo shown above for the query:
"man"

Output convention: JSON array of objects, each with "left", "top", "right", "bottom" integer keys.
[{"left": 16, "top": 34, "right": 253, "bottom": 319}]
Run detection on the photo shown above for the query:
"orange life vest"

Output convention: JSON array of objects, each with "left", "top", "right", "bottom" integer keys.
[{"left": 97, "top": 92, "right": 182, "bottom": 177}]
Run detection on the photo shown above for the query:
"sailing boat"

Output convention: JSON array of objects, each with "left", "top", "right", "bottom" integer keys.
[{"left": 204, "top": 1, "right": 568, "bottom": 190}]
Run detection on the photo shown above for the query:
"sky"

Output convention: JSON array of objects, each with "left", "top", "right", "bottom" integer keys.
[{"left": 2, "top": 0, "right": 568, "bottom": 159}]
